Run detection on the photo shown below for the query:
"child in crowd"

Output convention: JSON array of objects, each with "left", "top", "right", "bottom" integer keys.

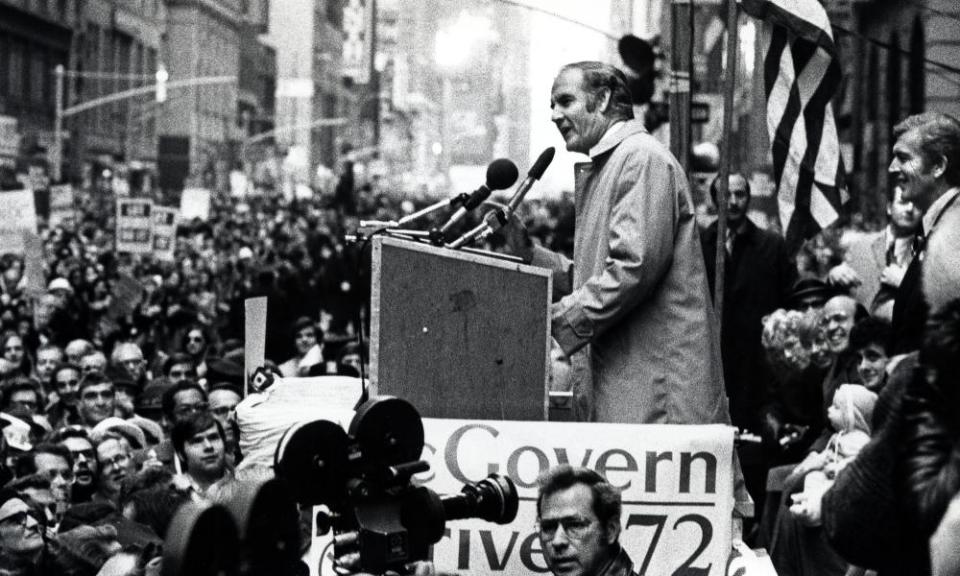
[{"left": 788, "top": 384, "right": 878, "bottom": 525}]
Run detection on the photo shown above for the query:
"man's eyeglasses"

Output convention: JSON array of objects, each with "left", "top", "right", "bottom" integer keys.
[
  {"left": 187, "top": 335, "right": 205, "bottom": 343},
  {"left": 101, "top": 453, "right": 130, "bottom": 470},
  {"left": 56, "top": 379, "right": 80, "bottom": 388},
  {"left": 68, "top": 448, "right": 95, "bottom": 461},
  {"left": 9, "top": 399, "right": 37, "bottom": 409},
  {"left": 81, "top": 390, "right": 115, "bottom": 401},
  {"left": 0, "top": 511, "right": 31, "bottom": 527},
  {"left": 537, "top": 516, "right": 595, "bottom": 541},
  {"left": 40, "top": 468, "right": 75, "bottom": 483},
  {"left": 210, "top": 406, "right": 235, "bottom": 418}
]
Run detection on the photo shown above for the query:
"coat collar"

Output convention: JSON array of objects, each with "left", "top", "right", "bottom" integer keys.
[{"left": 588, "top": 119, "right": 649, "bottom": 160}]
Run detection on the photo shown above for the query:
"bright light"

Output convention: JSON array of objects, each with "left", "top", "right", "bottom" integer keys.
[
  {"left": 434, "top": 10, "right": 497, "bottom": 72},
  {"left": 740, "top": 20, "right": 756, "bottom": 74}
]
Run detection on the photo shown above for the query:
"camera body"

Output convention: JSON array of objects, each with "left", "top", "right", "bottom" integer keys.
[{"left": 275, "top": 396, "right": 518, "bottom": 574}]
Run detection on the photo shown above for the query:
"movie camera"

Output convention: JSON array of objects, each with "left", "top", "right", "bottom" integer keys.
[{"left": 163, "top": 396, "right": 518, "bottom": 576}]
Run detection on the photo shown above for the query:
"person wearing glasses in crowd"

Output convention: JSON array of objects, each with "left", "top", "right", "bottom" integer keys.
[
  {"left": 0, "top": 488, "right": 54, "bottom": 575},
  {"left": 76, "top": 372, "right": 116, "bottom": 428},
  {"left": 537, "top": 465, "right": 634, "bottom": 576},
  {"left": 46, "top": 363, "right": 83, "bottom": 429},
  {"left": 51, "top": 426, "right": 98, "bottom": 503},
  {"left": 182, "top": 325, "right": 211, "bottom": 381},
  {"left": 93, "top": 431, "right": 134, "bottom": 507},
  {"left": 110, "top": 342, "right": 148, "bottom": 390}
]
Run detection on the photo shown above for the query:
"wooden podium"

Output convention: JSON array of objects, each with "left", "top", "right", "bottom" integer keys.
[{"left": 370, "top": 235, "right": 552, "bottom": 420}]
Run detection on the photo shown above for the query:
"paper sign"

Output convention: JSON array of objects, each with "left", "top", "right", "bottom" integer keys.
[
  {"left": 21, "top": 231, "right": 45, "bottom": 296},
  {"left": 307, "top": 420, "right": 735, "bottom": 576},
  {"left": 0, "top": 190, "right": 38, "bottom": 254},
  {"left": 48, "top": 184, "right": 76, "bottom": 228},
  {"left": 116, "top": 199, "right": 153, "bottom": 254},
  {"left": 151, "top": 206, "right": 179, "bottom": 261},
  {"left": 244, "top": 297, "right": 268, "bottom": 396},
  {"left": 230, "top": 170, "right": 248, "bottom": 198},
  {"left": 180, "top": 188, "right": 211, "bottom": 220}
]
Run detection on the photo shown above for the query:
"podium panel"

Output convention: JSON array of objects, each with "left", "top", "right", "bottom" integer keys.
[{"left": 371, "top": 236, "right": 551, "bottom": 420}]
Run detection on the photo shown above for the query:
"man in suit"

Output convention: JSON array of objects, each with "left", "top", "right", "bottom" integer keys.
[
  {"left": 700, "top": 172, "right": 796, "bottom": 432},
  {"left": 889, "top": 112, "right": 960, "bottom": 354},
  {"left": 827, "top": 186, "right": 921, "bottom": 321}
]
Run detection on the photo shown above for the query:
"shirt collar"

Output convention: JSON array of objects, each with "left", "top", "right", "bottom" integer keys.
[
  {"left": 588, "top": 119, "right": 649, "bottom": 159},
  {"left": 921, "top": 186, "right": 960, "bottom": 236}
]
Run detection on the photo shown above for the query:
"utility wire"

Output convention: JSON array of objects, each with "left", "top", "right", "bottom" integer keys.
[
  {"left": 898, "top": 0, "right": 960, "bottom": 26},
  {"left": 832, "top": 24, "right": 960, "bottom": 77}
]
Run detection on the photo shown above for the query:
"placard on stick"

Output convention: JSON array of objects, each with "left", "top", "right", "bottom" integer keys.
[
  {"left": 244, "top": 297, "right": 268, "bottom": 396},
  {"left": 116, "top": 199, "right": 153, "bottom": 254}
]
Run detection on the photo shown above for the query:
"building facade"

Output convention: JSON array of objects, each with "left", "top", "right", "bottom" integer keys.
[{"left": 159, "top": 0, "right": 242, "bottom": 191}]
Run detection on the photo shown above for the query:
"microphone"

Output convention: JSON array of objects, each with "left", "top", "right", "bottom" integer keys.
[
  {"left": 505, "top": 147, "right": 555, "bottom": 214},
  {"left": 446, "top": 147, "right": 555, "bottom": 249},
  {"left": 437, "top": 158, "right": 519, "bottom": 237}
]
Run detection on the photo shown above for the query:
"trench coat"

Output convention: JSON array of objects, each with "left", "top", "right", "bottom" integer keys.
[{"left": 532, "top": 120, "right": 729, "bottom": 424}]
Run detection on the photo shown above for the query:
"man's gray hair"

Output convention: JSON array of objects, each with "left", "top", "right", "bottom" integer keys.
[
  {"left": 559, "top": 62, "right": 635, "bottom": 123},
  {"left": 893, "top": 112, "right": 960, "bottom": 187}
]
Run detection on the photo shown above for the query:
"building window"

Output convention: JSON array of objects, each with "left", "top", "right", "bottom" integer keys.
[{"left": 9, "top": 38, "right": 25, "bottom": 100}]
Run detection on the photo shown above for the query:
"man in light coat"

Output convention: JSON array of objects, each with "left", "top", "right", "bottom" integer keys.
[{"left": 507, "top": 61, "right": 729, "bottom": 425}]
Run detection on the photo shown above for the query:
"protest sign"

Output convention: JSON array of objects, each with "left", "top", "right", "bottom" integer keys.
[
  {"left": 116, "top": 199, "right": 153, "bottom": 254},
  {"left": 21, "top": 231, "right": 45, "bottom": 296},
  {"left": 244, "top": 297, "right": 268, "bottom": 395},
  {"left": 180, "top": 188, "right": 211, "bottom": 220},
  {"left": 0, "top": 190, "right": 38, "bottom": 254},
  {"left": 151, "top": 206, "right": 179, "bottom": 261},
  {"left": 48, "top": 184, "right": 76, "bottom": 228},
  {"left": 306, "top": 420, "right": 735, "bottom": 576}
]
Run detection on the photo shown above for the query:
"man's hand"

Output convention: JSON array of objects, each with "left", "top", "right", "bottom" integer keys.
[
  {"left": 826, "top": 262, "right": 861, "bottom": 287},
  {"left": 495, "top": 210, "right": 534, "bottom": 264},
  {"left": 880, "top": 263, "right": 907, "bottom": 288}
]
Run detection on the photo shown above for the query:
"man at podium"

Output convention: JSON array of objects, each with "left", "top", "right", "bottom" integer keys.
[{"left": 505, "top": 61, "right": 729, "bottom": 426}]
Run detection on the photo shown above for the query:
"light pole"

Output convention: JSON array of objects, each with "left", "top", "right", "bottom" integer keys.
[{"left": 48, "top": 69, "right": 237, "bottom": 184}]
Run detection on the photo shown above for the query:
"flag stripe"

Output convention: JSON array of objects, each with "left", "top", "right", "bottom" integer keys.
[{"left": 744, "top": 0, "right": 848, "bottom": 254}]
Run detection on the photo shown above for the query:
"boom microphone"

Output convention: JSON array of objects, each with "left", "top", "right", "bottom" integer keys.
[{"left": 438, "top": 159, "right": 519, "bottom": 237}]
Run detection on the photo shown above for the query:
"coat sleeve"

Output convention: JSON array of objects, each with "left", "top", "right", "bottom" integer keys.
[
  {"left": 551, "top": 148, "right": 679, "bottom": 357},
  {"left": 902, "top": 363, "right": 960, "bottom": 537},
  {"left": 531, "top": 245, "right": 573, "bottom": 302}
]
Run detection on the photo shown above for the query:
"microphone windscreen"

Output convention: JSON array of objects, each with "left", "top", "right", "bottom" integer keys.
[
  {"left": 486, "top": 158, "right": 520, "bottom": 190},
  {"left": 528, "top": 147, "right": 556, "bottom": 180}
]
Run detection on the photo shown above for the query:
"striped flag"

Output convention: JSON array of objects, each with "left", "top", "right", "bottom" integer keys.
[{"left": 742, "top": 0, "right": 848, "bottom": 253}]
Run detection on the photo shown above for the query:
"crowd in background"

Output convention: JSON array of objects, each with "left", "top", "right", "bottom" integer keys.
[{"left": 0, "top": 137, "right": 958, "bottom": 575}]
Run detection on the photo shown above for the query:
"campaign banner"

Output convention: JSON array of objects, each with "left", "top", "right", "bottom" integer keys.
[
  {"left": 151, "top": 206, "right": 179, "bottom": 261},
  {"left": 48, "top": 184, "right": 76, "bottom": 228},
  {"left": 0, "top": 190, "right": 38, "bottom": 254},
  {"left": 306, "top": 420, "right": 735, "bottom": 576},
  {"left": 180, "top": 188, "right": 211, "bottom": 220},
  {"left": 116, "top": 199, "right": 153, "bottom": 254}
]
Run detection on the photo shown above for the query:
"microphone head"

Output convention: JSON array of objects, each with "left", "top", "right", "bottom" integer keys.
[
  {"left": 528, "top": 147, "right": 556, "bottom": 180},
  {"left": 486, "top": 159, "right": 520, "bottom": 191}
]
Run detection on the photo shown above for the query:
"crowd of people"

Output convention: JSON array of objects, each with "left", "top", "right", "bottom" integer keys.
[{"left": 0, "top": 83, "right": 959, "bottom": 576}]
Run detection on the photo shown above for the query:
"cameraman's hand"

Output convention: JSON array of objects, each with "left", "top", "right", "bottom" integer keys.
[{"left": 333, "top": 551, "right": 435, "bottom": 576}]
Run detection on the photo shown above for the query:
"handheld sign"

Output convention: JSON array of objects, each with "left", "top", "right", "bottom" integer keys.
[
  {"left": 48, "top": 184, "right": 76, "bottom": 228},
  {"left": 180, "top": 188, "right": 211, "bottom": 220},
  {"left": 0, "top": 190, "right": 38, "bottom": 254},
  {"left": 152, "top": 206, "right": 179, "bottom": 261},
  {"left": 244, "top": 297, "right": 268, "bottom": 396},
  {"left": 116, "top": 199, "right": 153, "bottom": 254}
]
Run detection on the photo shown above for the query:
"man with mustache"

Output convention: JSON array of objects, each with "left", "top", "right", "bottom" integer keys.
[
  {"left": 54, "top": 427, "right": 98, "bottom": 502},
  {"left": 504, "top": 61, "right": 729, "bottom": 425}
]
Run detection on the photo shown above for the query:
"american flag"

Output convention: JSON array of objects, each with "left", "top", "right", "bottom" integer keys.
[{"left": 742, "top": 0, "right": 848, "bottom": 253}]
